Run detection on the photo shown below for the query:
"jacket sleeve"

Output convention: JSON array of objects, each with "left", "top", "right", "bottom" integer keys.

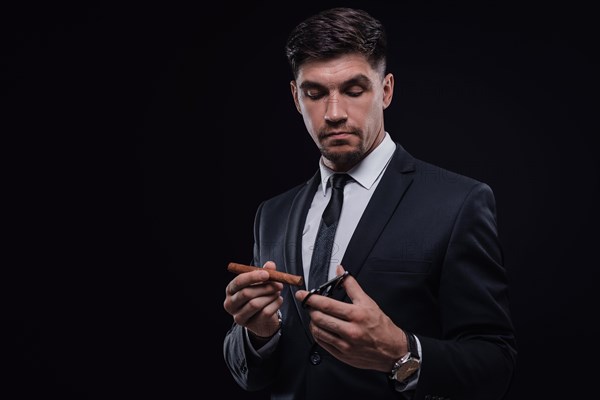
[
  {"left": 416, "top": 183, "right": 518, "bottom": 400},
  {"left": 222, "top": 322, "right": 280, "bottom": 391}
]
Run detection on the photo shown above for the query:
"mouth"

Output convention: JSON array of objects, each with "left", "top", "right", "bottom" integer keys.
[{"left": 320, "top": 131, "right": 356, "bottom": 141}]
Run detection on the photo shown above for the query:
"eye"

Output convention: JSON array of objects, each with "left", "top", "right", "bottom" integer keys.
[
  {"left": 346, "top": 86, "right": 364, "bottom": 97},
  {"left": 305, "top": 89, "right": 325, "bottom": 100}
]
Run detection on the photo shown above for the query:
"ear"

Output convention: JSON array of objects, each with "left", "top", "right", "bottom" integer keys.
[
  {"left": 382, "top": 73, "right": 394, "bottom": 110},
  {"left": 290, "top": 80, "right": 302, "bottom": 114}
]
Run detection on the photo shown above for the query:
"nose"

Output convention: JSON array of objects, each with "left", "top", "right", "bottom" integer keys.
[{"left": 323, "top": 95, "right": 347, "bottom": 123}]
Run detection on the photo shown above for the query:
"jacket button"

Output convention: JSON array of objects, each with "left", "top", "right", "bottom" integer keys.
[
  {"left": 310, "top": 352, "right": 321, "bottom": 365},
  {"left": 240, "top": 365, "right": 247, "bottom": 373}
]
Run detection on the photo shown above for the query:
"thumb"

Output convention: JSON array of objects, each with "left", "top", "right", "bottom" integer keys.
[
  {"left": 263, "top": 261, "right": 277, "bottom": 271},
  {"left": 337, "top": 265, "right": 370, "bottom": 305}
]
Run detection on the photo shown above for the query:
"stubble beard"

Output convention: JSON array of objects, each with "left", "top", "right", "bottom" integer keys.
[{"left": 319, "top": 131, "right": 365, "bottom": 167}]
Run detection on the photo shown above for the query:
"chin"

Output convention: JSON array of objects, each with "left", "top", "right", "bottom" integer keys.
[{"left": 322, "top": 146, "right": 363, "bottom": 166}]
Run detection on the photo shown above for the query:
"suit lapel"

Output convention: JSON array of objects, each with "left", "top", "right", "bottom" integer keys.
[
  {"left": 333, "top": 144, "right": 416, "bottom": 300},
  {"left": 284, "top": 170, "right": 320, "bottom": 342}
]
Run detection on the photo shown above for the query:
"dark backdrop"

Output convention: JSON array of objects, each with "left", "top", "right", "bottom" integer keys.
[{"left": 3, "top": 1, "right": 598, "bottom": 399}]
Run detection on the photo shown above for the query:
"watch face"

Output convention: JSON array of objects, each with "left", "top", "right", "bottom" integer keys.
[{"left": 394, "top": 359, "right": 420, "bottom": 382}]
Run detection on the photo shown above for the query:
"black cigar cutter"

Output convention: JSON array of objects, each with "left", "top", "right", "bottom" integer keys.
[{"left": 301, "top": 271, "right": 350, "bottom": 308}]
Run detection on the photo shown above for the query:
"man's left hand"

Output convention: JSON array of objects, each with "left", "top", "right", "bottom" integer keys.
[{"left": 295, "top": 265, "right": 408, "bottom": 372}]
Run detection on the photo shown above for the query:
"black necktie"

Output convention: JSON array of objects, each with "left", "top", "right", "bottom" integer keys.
[{"left": 308, "top": 173, "right": 351, "bottom": 289}]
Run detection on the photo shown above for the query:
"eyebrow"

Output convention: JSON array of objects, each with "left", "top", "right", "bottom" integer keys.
[{"left": 299, "top": 74, "right": 373, "bottom": 91}]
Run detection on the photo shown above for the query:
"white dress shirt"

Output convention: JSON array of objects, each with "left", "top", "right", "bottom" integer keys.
[{"left": 301, "top": 132, "right": 396, "bottom": 286}]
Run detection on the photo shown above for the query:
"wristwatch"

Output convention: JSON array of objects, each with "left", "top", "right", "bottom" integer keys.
[{"left": 390, "top": 331, "right": 420, "bottom": 383}]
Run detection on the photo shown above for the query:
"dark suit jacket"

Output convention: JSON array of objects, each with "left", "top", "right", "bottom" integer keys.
[{"left": 224, "top": 144, "right": 517, "bottom": 400}]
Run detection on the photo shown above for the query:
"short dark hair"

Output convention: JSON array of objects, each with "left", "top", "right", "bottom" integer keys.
[{"left": 285, "top": 7, "right": 387, "bottom": 79}]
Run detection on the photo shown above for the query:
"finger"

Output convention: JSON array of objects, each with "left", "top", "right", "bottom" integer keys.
[
  {"left": 225, "top": 282, "right": 281, "bottom": 315},
  {"left": 260, "top": 295, "right": 283, "bottom": 316},
  {"left": 248, "top": 296, "right": 283, "bottom": 329},
  {"left": 310, "top": 308, "right": 353, "bottom": 336},
  {"left": 245, "top": 297, "right": 283, "bottom": 336},
  {"left": 233, "top": 293, "right": 282, "bottom": 327},
  {"left": 232, "top": 283, "right": 281, "bottom": 305},
  {"left": 338, "top": 265, "right": 371, "bottom": 306},
  {"left": 310, "top": 321, "right": 349, "bottom": 353},
  {"left": 263, "top": 261, "right": 277, "bottom": 270},
  {"left": 295, "top": 289, "right": 309, "bottom": 302},
  {"left": 300, "top": 292, "right": 352, "bottom": 320},
  {"left": 226, "top": 268, "right": 280, "bottom": 296}
]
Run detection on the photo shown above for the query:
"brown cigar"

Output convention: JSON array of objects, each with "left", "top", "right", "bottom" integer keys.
[{"left": 227, "top": 262, "right": 304, "bottom": 286}]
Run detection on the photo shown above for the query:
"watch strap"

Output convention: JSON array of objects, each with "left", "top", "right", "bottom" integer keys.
[
  {"left": 405, "top": 331, "right": 419, "bottom": 360},
  {"left": 389, "top": 330, "right": 421, "bottom": 383}
]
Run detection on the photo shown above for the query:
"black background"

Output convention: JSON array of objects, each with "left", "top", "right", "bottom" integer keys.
[{"left": 3, "top": 1, "right": 598, "bottom": 399}]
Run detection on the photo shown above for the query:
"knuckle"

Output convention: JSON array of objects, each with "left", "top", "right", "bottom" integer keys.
[
  {"left": 234, "top": 289, "right": 248, "bottom": 304},
  {"left": 346, "top": 307, "right": 360, "bottom": 321},
  {"left": 347, "top": 326, "right": 360, "bottom": 341},
  {"left": 339, "top": 340, "right": 351, "bottom": 352},
  {"left": 324, "top": 320, "right": 339, "bottom": 334},
  {"left": 320, "top": 301, "right": 332, "bottom": 314},
  {"left": 310, "top": 324, "right": 320, "bottom": 338},
  {"left": 258, "top": 308, "right": 273, "bottom": 321},
  {"left": 310, "top": 311, "right": 323, "bottom": 324},
  {"left": 246, "top": 297, "right": 261, "bottom": 312}
]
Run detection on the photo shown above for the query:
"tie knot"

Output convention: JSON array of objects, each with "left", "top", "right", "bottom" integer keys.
[{"left": 330, "top": 173, "right": 350, "bottom": 190}]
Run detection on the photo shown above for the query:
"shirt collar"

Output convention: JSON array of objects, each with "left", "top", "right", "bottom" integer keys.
[{"left": 318, "top": 132, "right": 396, "bottom": 195}]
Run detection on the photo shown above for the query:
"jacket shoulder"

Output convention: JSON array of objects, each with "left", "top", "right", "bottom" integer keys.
[{"left": 411, "top": 156, "right": 491, "bottom": 193}]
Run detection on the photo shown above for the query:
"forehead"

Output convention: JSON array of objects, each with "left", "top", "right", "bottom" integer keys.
[{"left": 296, "top": 54, "right": 378, "bottom": 86}]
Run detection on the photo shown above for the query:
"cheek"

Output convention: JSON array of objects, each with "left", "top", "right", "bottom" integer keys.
[
  {"left": 300, "top": 112, "right": 321, "bottom": 144},
  {"left": 300, "top": 104, "right": 323, "bottom": 129},
  {"left": 364, "top": 99, "right": 384, "bottom": 124}
]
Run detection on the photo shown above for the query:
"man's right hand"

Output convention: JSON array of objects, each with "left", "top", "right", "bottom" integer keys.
[{"left": 223, "top": 261, "right": 283, "bottom": 339}]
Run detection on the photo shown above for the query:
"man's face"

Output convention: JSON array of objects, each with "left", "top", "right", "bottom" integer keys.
[{"left": 291, "top": 54, "right": 394, "bottom": 171}]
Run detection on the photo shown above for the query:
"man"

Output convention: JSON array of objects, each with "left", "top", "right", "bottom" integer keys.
[{"left": 223, "top": 7, "right": 517, "bottom": 400}]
